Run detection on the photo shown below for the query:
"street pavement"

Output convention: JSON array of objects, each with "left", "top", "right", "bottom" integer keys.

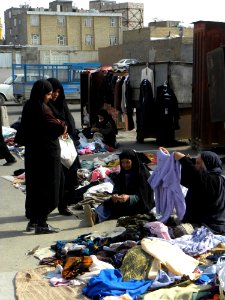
[{"left": 0, "top": 104, "right": 198, "bottom": 299}]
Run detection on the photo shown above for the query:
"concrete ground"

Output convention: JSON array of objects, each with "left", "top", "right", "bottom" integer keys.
[
  {"left": 0, "top": 102, "right": 199, "bottom": 299},
  {"left": 1, "top": 69, "right": 225, "bottom": 299}
]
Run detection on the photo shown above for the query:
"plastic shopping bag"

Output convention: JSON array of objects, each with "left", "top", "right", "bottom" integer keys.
[{"left": 59, "top": 135, "right": 77, "bottom": 169}]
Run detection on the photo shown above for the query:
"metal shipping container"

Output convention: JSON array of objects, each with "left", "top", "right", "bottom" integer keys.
[{"left": 192, "top": 21, "right": 225, "bottom": 149}]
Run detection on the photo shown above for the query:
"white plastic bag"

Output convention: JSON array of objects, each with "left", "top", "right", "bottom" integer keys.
[{"left": 59, "top": 135, "right": 77, "bottom": 169}]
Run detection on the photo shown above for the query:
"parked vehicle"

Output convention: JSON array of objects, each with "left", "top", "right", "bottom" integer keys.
[
  {"left": 0, "top": 73, "right": 51, "bottom": 105},
  {"left": 12, "top": 62, "right": 101, "bottom": 104},
  {"left": 112, "top": 58, "right": 139, "bottom": 72}
]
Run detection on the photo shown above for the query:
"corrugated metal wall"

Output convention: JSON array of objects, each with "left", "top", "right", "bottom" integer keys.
[{"left": 192, "top": 21, "right": 225, "bottom": 149}]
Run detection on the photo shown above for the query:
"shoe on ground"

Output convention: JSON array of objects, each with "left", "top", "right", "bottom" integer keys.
[
  {"left": 83, "top": 204, "right": 96, "bottom": 227},
  {"left": 35, "top": 224, "right": 61, "bottom": 234},
  {"left": 26, "top": 222, "right": 37, "bottom": 232},
  {"left": 58, "top": 208, "right": 73, "bottom": 216},
  {"left": 3, "top": 158, "right": 17, "bottom": 166}
]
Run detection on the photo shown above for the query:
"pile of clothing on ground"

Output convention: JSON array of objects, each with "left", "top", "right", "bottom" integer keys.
[
  {"left": 10, "top": 153, "right": 156, "bottom": 202},
  {"left": 76, "top": 132, "right": 116, "bottom": 155},
  {"left": 19, "top": 220, "right": 225, "bottom": 299}
]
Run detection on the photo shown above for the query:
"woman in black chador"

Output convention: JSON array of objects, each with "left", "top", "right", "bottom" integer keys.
[
  {"left": 82, "top": 108, "right": 118, "bottom": 148},
  {"left": 21, "top": 79, "right": 67, "bottom": 234},
  {"left": 84, "top": 148, "right": 155, "bottom": 226},
  {"left": 47, "top": 78, "right": 80, "bottom": 215}
]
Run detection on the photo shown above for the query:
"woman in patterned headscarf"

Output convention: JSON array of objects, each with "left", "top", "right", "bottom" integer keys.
[
  {"left": 21, "top": 79, "right": 67, "bottom": 234},
  {"left": 171, "top": 149, "right": 225, "bottom": 234}
]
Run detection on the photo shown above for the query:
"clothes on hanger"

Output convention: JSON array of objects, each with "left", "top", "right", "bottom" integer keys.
[
  {"left": 141, "top": 66, "right": 155, "bottom": 97},
  {"left": 155, "top": 83, "right": 180, "bottom": 146},
  {"left": 136, "top": 79, "right": 156, "bottom": 143}
]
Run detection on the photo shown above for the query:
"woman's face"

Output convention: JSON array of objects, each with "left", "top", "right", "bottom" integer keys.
[
  {"left": 43, "top": 91, "right": 53, "bottom": 104},
  {"left": 195, "top": 155, "right": 206, "bottom": 171},
  {"left": 121, "top": 158, "right": 132, "bottom": 171},
  {"left": 98, "top": 115, "right": 104, "bottom": 122},
  {"left": 52, "top": 88, "right": 61, "bottom": 101}
]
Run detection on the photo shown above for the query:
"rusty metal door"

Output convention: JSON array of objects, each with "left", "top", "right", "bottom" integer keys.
[
  {"left": 192, "top": 21, "right": 225, "bottom": 149},
  {"left": 207, "top": 46, "right": 225, "bottom": 122}
]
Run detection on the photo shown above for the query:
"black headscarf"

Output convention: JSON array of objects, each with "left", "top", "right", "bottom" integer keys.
[
  {"left": 47, "top": 78, "right": 77, "bottom": 139},
  {"left": 29, "top": 79, "right": 53, "bottom": 104},
  {"left": 98, "top": 109, "right": 118, "bottom": 135},
  {"left": 119, "top": 148, "right": 140, "bottom": 173},
  {"left": 116, "top": 148, "right": 155, "bottom": 212},
  {"left": 47, "top": 78, "right": 65, "bottom": 115},
  {"left": 200, "top": 151, "right": 223, "bottom": 175},
  {"left": 17, "top": 79, "right": 53, "bottom": 146}
]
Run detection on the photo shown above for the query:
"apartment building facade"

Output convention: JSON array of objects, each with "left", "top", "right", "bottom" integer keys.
[
  {"left": 4, "top": 1, "right": 122, "bottom": 63},
  {"left": 89, "top": 0, "right": 144, "bottom": 31}
]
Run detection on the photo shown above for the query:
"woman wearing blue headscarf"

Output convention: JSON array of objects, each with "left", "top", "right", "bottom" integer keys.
[{"left": 170, "top": 149, "right": 225, "bottom": 234}]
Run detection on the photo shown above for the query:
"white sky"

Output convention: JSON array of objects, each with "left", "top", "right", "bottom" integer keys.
[{"left": 1, "top": 0, "right": 225, "bottom": 31}]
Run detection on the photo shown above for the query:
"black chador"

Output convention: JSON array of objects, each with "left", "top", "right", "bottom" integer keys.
[
  {"left": 136, "top": 79, "right": 155, "bottom": 142},
  {"left": 155, "top": 82, "right": 180, "bottom": 146}
]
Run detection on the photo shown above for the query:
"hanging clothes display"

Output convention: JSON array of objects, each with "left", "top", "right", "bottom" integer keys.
[
  {"left": 155, "top": 81, "right": 180, "bottom": 146},
  {"left": 121, "top": 75, "right": 135, "bottom": 131},
  {"left": 141, "top": 66, "right": 155, "bottom": 97},
  {"left": 136, "top": 78, "right": 156, "bottom": 143},
  {"left": 80, "top": 68, "right": 130, "bottom": 131}
]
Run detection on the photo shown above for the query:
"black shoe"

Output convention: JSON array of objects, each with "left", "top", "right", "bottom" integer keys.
[
  {"left": 3, "top": 158, "right": 17, "bottom": 166},
  {"left": 35, "top": 224, "right": 61, "bottom": 234},
  {"left": 58, "top": 208, "right": 73, "bottom": 216},
  {"left": 26, "top": 222, "right": 37, "bottom": 232}
]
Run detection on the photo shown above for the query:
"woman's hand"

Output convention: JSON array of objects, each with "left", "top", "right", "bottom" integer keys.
[
  {"left": 91, "top": 127, "right": 99, "bottom": 133},
  {"left": 112, "top": 194, "right": 129, "bottom": 203},
  {"left": 159, "top": 147, "right": 170, "bottom": 155},
  {"left": 174, "top": 152, "right": 185, "bottom": 160},
  {"left": 112, "top": 194, "right": 119, "bottom": 203},
  {"left": 117, "top": 194, "right": 129, "bottom": 203}
]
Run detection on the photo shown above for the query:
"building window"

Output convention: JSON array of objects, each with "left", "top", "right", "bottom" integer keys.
[
  {"left": 57, "top": 35, "right": 66, "bottom": 45},
  {"left": 9, "top": 29, "right": 12, "bottom": 35},
  {"left": 84, "top": 17, "right": 93, "bottom": 27},
  {"left": 14, "top": 18, "right": 17, "bottom": 27},
  {"left": 110, "top": 17, "right": 117, "bottom": 27},
  {"left": 30, "top": 15, "right": 39, "bottom": 26},
  {"left": 109, "top": 35, "right": 117, "bottom": 45},
  {"left": 9, "top": 11, "right": 11, "bottom": 18},
  {"left": 85, "top": 35, "right": 93, "bottom": 45},
  {"left": 32, "top": 34, "right": 40, "bottom": 45},
  {"left": 57, "top": 16, "right": 65, "bottom": 26}
]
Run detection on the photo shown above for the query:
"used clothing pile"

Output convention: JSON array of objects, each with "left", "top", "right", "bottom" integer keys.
[{"left": 25, "top": 223, "right": 225, "bottom": 299}]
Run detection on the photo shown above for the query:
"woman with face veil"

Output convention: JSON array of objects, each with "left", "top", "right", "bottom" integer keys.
[{"left": 21, "top": 79, "right": 67, "bottom": 234}]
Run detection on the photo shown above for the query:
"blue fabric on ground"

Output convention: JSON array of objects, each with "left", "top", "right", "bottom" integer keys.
[
  {"left": 150, "top": 270, "right": 181, "bottom": 289},
  {"left": 82, "top": 268, "right": 152, "bottom": 299}
]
